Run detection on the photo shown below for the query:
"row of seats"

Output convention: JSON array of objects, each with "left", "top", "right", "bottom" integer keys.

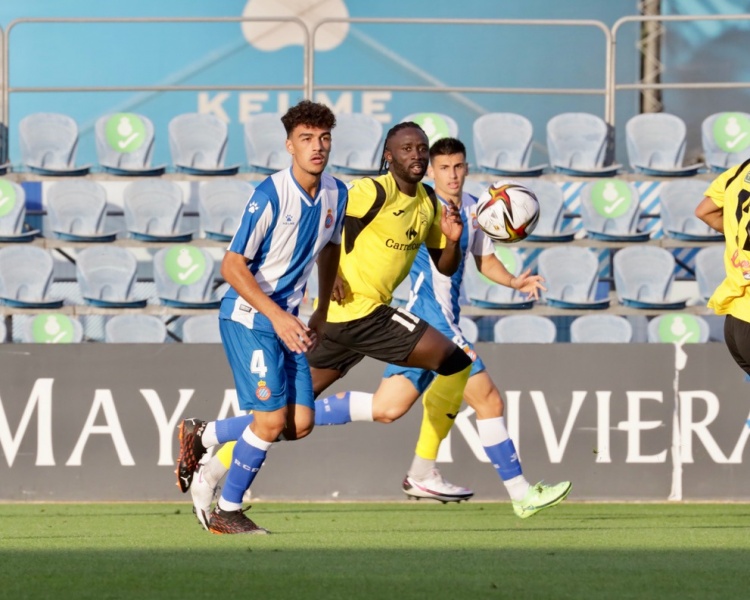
[
  {"left": 0, "top": 312, "right": 712, "bottom": 344},
  {"left": 11, "top": 110, "right": 749, "bottom": 179}
]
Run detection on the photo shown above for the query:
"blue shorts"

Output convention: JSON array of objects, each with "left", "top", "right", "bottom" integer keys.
[
  {"left": 382, "top": 337, "right": 485, "bottom": 395},
  {"left": 220, "top": 319, "right": 314, "bottom": 412}
]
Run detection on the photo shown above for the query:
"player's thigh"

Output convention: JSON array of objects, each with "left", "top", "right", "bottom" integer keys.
[
  {"left": 373, "top": 366, "right": 431, "bottom": 422},
  {"left": 724, "top": 314, "right": 750, "bottom": 375},
  {"left": 405, "top": 324, "right": 460, "bottom": 371},
  {"left": 307, "top": 332, "right": 363, "bottom": 396}
]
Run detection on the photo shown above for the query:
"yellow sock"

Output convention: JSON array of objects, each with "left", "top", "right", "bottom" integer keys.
[
  {"left": 415, "top": 365, "right": 471, "bottom": 460},
  {"left": 216, "top": 441, "right": 235, "bottom": 469}
]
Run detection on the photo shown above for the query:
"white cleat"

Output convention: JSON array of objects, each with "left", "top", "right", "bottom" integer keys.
[
  {"left": 402, "top": 469, "right": 474, "bottom": 503},
  {"left": 190, "top": 465, "right": 219, "bottom": 531}
]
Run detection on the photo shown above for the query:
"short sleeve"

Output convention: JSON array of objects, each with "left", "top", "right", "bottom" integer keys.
[
  {"left": 471, "top": 226, "right": 495, "bottom": 257},
  {"left": 227, "top": 189, "right": 275, "bottom": 258},
  {"left": 705, "top": 167, "right": 735, "bottom": 209},
  {"left": 345, "top": 178, "right": 377, "bottom": 218}
]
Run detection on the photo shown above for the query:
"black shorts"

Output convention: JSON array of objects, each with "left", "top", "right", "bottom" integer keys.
[
  {"left": 724, "top": 314, "right": 750, "bottom": 375},
  {"left": 307, "top": 304, "right": 429, "bottom": 376}
]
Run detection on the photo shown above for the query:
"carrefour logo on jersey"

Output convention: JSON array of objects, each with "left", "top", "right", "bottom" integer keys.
[{"left": 385, "top": 239, "right": 421, "bottom": 251}]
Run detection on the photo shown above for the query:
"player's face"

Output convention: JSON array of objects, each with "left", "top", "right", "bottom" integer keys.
[
  {"left": 428, "top": 153, "right": 468, "bottom": 202},
  {"left": 385, "top": 127, "right": 429, "bottom": 184},
  {"left": 286, "top": 125, "right": 332, "bottom": 177}
]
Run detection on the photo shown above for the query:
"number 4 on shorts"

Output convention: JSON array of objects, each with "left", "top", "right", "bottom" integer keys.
[{"left": 250, "top": 349, "right": 268, "bottom": 377}]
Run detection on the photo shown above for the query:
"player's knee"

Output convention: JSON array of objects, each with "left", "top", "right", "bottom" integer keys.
[
  {"left": 471, "top": 387, "right": 504, "bottom": 419},
  {"left": 436, "top": 346, "right": 472, "bottom": 376}
]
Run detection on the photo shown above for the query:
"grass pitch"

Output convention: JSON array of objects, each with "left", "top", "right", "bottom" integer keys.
[{"left": 0, "top": 502, "right": 748, "bottom": 599}]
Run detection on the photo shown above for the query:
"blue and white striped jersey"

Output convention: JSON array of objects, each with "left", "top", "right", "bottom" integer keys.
[
  {"left": 406, "top": 192, "right": 494, "bottom": 337},
  {"left": 220, "top": 168, "right": 348, "bottom": 333}
]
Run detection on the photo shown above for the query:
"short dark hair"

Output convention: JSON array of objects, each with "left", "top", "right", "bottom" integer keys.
[
  {"left": 429, "top": 137, "right": 466, "bottom": 160},
  {"left": 280, "top": 100, "right": 336, "bottom": 136},
  {"left": 379, "top": 121, "right": 426, "bottom": 173}
]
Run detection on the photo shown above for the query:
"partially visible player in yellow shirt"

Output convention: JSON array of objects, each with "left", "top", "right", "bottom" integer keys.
[{"left": 696, "top": 157, "right": 750, "bottom": 373}]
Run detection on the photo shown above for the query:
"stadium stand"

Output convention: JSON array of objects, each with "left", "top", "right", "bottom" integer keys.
[
  {"left": 472, "top": 112, "right": 546, "bottom": 176},
  {"left": 579, "top": 180, "right": 650, "bottom": 241},
  {"left": 47, "top": 179, "right": 118, "bottom": 242},
  {"left": 243, "top": 112, "right": 289, "bottom": 173},
  {"left": 105, "top": 314, "right": 167, "bottom": 343},
  {"left": 123, "top": 179, "right": 193, "bottom": 242},
  {"left": 613, "top": 246, "right": 687, "bottom": 310},
  {"left": 463, "top": 247, "right": 534, "bottom": 310},
  {"left": 95, "top": 112, "right": 165, "bottom": 176},
  {"left": 701, "top": 111, "right": 750, "bottom": 172},
  {"left": 0, "top": 246, "right": 63, "bottom": 309},
  {"left": 0, "top": 318, "right": 5, "bottom": 343},
  {"left": 625, "top": 113, "right": 702, "bottom": 177},
  {"left": 659, "top": 180, "right": 723, "bottom": 241},
  {"left": 524, "top": 179, "right": 574, "bottom": 242},
  {"left": 0, "top": 180, "right": 38, "bottom": 242},
  {"left": 695, "top": 245, "right": 725, "bottom": 304},
  {"left": 546, "top": 112, "right": 621, "bottom": 177},
  {"left": 570, "top": 314, "right": 633, "bottom": 343},
  {"left": 401, "top": 112, "right": 458, "bottom": 146},
  {"left": 458, "top": 315, "right": 479, "bottom": 344},
  {"left": 19, "top": 113, "right": 90, "bottom": 176},
  {"left": 198, "top": 179, "right": 254, "bottom": 242},
  {"left": 493, "top": 315, "right": 556, "bottom": 343},
  {"left": 153, "top": 246, "right": 220, "bottom": 309},
  {"left": 182, "top": 314, "right": 222, "bottom": 343},
  {"left": 76, "top": 246, "right": 147, "bottom": 308},
  {"left": 647, "top": 313, "right": 710, "bottom": 344},
  {"left": 329, "top": 112, "right": 383, "bottom": 175},
  {"left": 537, "top": 246, "right": 610, "bottom": 310},
  {"left": 168, "top": 113, "right": 239, "bottom": 176},
  {"left": 22, "top": 313, "right": 83, "bottom": 343}
]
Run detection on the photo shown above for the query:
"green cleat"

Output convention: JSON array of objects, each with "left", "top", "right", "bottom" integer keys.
[{"left": 512, "top": 481, "right": 572, "bottom": 519}]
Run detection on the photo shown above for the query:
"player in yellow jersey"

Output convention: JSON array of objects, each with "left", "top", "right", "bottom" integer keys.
[{"left": 696, "top": 157, "right": 750, "bottom": 373}]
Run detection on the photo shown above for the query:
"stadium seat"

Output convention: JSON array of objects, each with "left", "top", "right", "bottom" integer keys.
[
  {"left": 19, "top": 113, "right": 90, "bottom": 176},
  {"left": 701, "top": 111, "right": 750, "bottom": 172},
  {"left": 524, "top": 179, "right": 574, "bottom": 242},
  {"left": 570, "top": 314, "right": 633, "bottom": 343},
  {"left": 329, "top": 113, "right": 383, "bottom": 175},
  {"left": 123, "top": 179, "right": 193, "bottom": 242},
  {"left": 105, "top": 314, "right": 167, "bottom": 343},
  {"left": 493, "top": 315, "right": 556, "bottom": 343},
  {"left": 198, "top": 179, "right": 254, "bottom": 242},
  {"left": 401, "top": 112, "right": 458, "bottom": 146},
  {"left": 153, "top": 245, "right": 220, "bottom": 308},
  {"left": 695, "top": 245, "right": 725, "bottom": 303},
  {"left": 244, "top": 113, "right": 289, "bottom": 173},
  {"left": 660, "top": 180, "right": 723, "bottom": 242},
  {"left": 537, "top": 246, "right": 610, "bottom": 309},
  {"left": 463, "top": 247, "right": 533, "bottom": 309},
  {"left": 458, "top": 316, "right": 479, "bottom": 344},
  {"left": 76, "top": 246, "right": 147, "bottom": 308},
  {"left": 22, "top": 313, "right": 84, "bottom": 343},
  {"left": 613, "top": 246, "right": 686, "bottom": 309},
  {"left": 0, "top": 180, "right": 39, "bottom": 242},
  {"left": 46, "top": 180, "right": 118, "bottom": 242},
  {"left": 95, "top": 112, "right": 165, "bottom": 176},
  {"left": 546, "top": 112, "right": 621, "bottom": 177},
  {"left": 0, "top": 319, "right": 5, "bottom": 343},
  {"left": 0, "top": 246, "right": 62, "bottom": 309},
  {"left": 169, "top": 113, "right": 239, "bottom": 176},
  {"left": 579, "top": 179, "right": 649, "bottom": 241},
  {"left": 473, "top": 113, "right": 546, "bottom": 176},
  {"left": 182, "top": 314, "right": 221, "bottom": 343},
  {"left": 625, "top": 113, "right": 703, "bottom": 176},
  {"left": 647, "top": 314, "right": 710, "bottom": 344}
]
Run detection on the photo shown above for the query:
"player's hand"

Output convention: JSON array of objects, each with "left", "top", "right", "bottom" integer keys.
[
  {"left": 270, "top": 311, "right": 316, "bottom": 354},
  {"left": 331, "top": 274, "right": 350, "bottom": 304},
  {"left": 511, "top": 269, "right": 546, "bottom": 300},
  {"left": 440, "top": 202, "right": 464, "bottom": 243},
  {"left": 305, "top": 309, "right": 327, "bottom": 351}
]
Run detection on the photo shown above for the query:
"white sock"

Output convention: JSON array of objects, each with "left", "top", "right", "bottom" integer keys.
[
  {"left": 203, "top": 455, "right": 227, "bottom": 488},
  {"left": 349, "top": 392, "right": 374, "bottom": 421},
  {"left": 477, "top": 416, "right": 531, "bottom": 501},
  {"left": 201, "top": 422, "right": 219, "bottom": 447},
  {"left": 408, "top": 455, "right": 435, "bottom": 481}
]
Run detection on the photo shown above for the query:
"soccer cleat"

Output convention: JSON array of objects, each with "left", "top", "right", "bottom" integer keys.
[
  {"left": 208, "top": 505, "right": 269, "bottom": 535},
  {"left": 191, "top": 465, "right": 219, "bottom": 531},
  {"left": 175, "top": 418, "right": 207, "bottom": 493},
  {"left": 512, "top": 480, "right": 572, "bottom": 519},
  {"left": 402, "top": 469, "right": 474, "bottom": 503}
]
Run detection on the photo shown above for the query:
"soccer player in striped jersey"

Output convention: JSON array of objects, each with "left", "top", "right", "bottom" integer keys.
[{"left": 176, "top": 100, "right": 347, "bottom": 534}]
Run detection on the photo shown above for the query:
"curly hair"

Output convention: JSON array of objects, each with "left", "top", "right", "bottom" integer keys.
[{"left": 280, "top": 100, "right": 337, "bottom": 136}]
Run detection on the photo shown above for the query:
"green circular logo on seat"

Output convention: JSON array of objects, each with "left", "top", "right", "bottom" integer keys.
[
  {"left": 165, "top": 246, "right": 206, "bottom": 285},
  {"left": 411, "top": 113, "right": 451, "bottom": 146},
  {"left": 590, "top": 180, "right": 631, "bottom": 219},
  {"left": 0, "top": 180, "right": 16, "bottom": 218},
  {"left": 713, "top": 113, "right": 750, "bottom": 153},
  {"left": 105, "top": 113, "right": 146, "bottom": 153},
  {"left": 657, "top": 314, "right": 701, "bottom": 344},
  {"left": 32, "top": 314, "right": 75, "bottom": 343}
]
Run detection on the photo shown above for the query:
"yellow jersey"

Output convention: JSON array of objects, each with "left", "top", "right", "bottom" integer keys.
[
  {"left": 705, "top": 158, "right": 750, "bottom": 322},
  {"left": 327, "top": 173, "right": 445, "bottom": 323}
]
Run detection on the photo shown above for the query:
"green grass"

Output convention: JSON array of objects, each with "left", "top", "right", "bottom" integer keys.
[{"left": 1, "top": 502, "right": 748, "bottom": 599}]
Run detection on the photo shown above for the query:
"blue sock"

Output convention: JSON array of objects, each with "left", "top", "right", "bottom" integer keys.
[
  {"left": 483, "top": 439, "right": 523, "bottom": 481},
  {"left": 315, "top": 392, "right": 352, "bottom": 425},
  {"left": 220, "top": 431, "right": 270, "bottom": 508},
  {"left": 215, "top": 415, "right": 255, "bottom": 443}
]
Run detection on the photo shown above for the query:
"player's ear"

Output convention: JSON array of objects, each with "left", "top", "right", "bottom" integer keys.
[
  {"left": 285, "top": 136, "right": 294, "bottom": 156},
  {"left": 427, "top": 164, "right": 434, "bottom": 179}
]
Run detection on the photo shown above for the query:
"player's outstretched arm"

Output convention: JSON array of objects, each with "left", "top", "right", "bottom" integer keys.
[
  {"left": 221, "top": 250, "right": 314, "bottom": 354},
  {"left": 695, "top": 196, "right": 724, "bottom": 233},
  {"left": 475, "top": 253, "right": 546, "bottom": 300},
  {"left": 427, "top": 203, "right": 463, "bottom": 276}
]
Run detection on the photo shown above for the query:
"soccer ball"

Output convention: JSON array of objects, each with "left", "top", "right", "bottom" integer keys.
[{"left": 475, "top": 181, "right": 540, "bottom": 244}]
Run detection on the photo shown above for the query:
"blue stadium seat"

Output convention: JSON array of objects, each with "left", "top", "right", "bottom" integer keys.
[
  {"left": 613, "top": 246, "right": 686, "bottom": 309},
  {"left": 459, "top": 316, "right": 479, "bottom": 344},
  {"left": 695, "top": 245, "right": 725, "bottom": 303},
  {"left": 22, "top": 313, "right": 83, "bottom": 343},
  {"left": 19, "top": 113, "right": 90, "bottom": 176},
  {"left": 182, "top": 314, "right": 221, "bottom": 343},
  {"left": 123, "top": 179, "right": 193, "bottom": 242},
  {"left": 647, "top": 314, "right": 709, "bottom": 344},
  {"left": 463, "top": 247, "right": 533, "bottom": 309},
  {"left": 47, "top": 180, "right": 118, "bottom": 242},
  {"left": 0, "top": 246, "right": 62, "bottom": 308},
  {"left": 546, "top": 112, "right": 621, "bottom": 177},
  {"left": 198, "top": 179, "right": 254, "bottom": 242},
  {"left": 76, "top": 246, "right": 147, "bottom": 308},
  {"left": 169, "top": 113, "right": 239, "bottom": 176},
  {"left": 244, "top": 113, "right": 289, "bottom": 174},
  {"left": 625, "top": 113, "right": 702, "bottom": 177},
  {"left": 660, "top": 180, "right": 722, "bottom": 242},
  {"left": 401, "top": 112, "right": 458, "bottom": 146},
  {"left": 0, "top": 180, "right": 39, "bottom": 242},
  {"left": 524, "top": 179, "right": 574, "bottom": 242},
  {"left": 702, "top": 111, "right": 750, "bottom": 172},
  {"left": 579, "top": 180, "right": 649, "bottom": 241},
  {"left": 329, "top": 113, "right": 383, "bottom": 175},
  {"left": 537, "top": 246, "right": 610, "bottom": 309},
  {"left": 473, "top": 113, "right": 546, "bottom": 176},
  {"left": 493, "top": 315, "right": 556, "bottom": 343},
  {"left": 153, "top": 245, "right": 220, "bottom": 308},
  {"left": 570, "top": 314, "right": 633, "bottom": 343},
  {"left": 95, "top": 112, "right": 165, "bottom": 176},
  {"left": 105, "top": 314, "right": 167, "bottom": 343}
]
